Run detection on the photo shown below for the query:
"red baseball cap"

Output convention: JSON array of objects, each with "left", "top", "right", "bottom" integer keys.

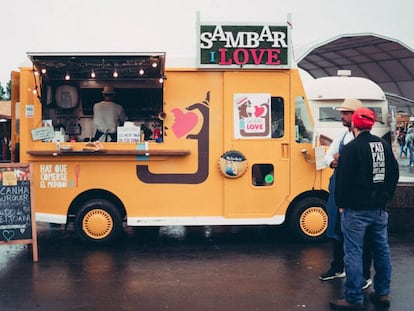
[{"left": 352, "top": 107, "right": 375, "bottom": 130}]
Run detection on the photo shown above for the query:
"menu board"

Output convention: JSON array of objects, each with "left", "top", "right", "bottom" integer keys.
[{"left": 0, "top": 164, "right": 38, "bottom": 262}]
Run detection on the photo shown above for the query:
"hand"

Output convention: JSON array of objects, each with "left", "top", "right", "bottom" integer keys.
[{"left": 330, "top": 159, "right": 338, "bottom": 168}]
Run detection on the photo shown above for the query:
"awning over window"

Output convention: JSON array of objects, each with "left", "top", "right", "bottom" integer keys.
[{"left": 28, "top": 52, "right": 166, "bottom": 81}]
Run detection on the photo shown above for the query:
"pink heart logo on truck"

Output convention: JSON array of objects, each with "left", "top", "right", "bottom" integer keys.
[
  {"left": 171, "top": 108, "right": 198, "bottom": 138},
  {"left": 254, "top": 105, "right": 267, "bottom": 118}
]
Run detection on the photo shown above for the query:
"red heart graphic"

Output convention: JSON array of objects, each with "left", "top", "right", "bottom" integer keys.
[
  {"left": 254, "top": 105, "right": 266, "bottom": 118},
  {"left": 171, "top": 108, "right": 198, "bottom": 138}
]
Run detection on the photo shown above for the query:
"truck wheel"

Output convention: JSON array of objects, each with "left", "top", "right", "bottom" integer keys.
[
  {"left": 288, "top": 197, "right": 328, "bottom": 242},
  {"left": 75, "top": 199, "right": 123, "bottom": 244}
]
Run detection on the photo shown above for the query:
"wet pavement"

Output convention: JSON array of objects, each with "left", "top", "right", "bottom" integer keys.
[{"left": 1, "top": 224, "right": 413, "bottom": 311}]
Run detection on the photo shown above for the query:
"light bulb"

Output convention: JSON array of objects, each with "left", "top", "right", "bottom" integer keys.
[
  {"left": 139, "top": 69, "right": 144, "bottom": 75},
  {"left": 65, "top": 74, "right": 70, "bottom": 80},
  {"left": 113, "top": 70, "right": 118, "bottom": 78},
  {"left": 152, "top": 62, "right": 158, "bottom": 68},
  {"left": 91, "top": 71, "right": 96, "bottom": 78},
  {"left": 41, "top": 68, "right": 47, "bottom": 74},
  {"left": 159, "top": 77, "right": 164, "bottom": 83}
]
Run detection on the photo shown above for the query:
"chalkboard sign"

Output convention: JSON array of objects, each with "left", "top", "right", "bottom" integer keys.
[{"left": 0, "top": 163, "right": 38, "bottom": 262}]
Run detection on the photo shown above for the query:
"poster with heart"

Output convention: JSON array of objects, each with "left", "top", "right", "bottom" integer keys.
[
  {"left": 0, "top": 164, "right": 37, "bottom": 262},
  {"left": 0, "top": 166, "right": 32, "bottom": 242},
  {"left": 234, "top": 93, "right": 271, "bottom": 138}
]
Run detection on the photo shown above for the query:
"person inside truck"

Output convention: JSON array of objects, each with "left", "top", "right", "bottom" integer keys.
[
  {"left": 295, "top": 114, "right": 311, "bottom": 143},
  {"left": 93, "top": 86, "right": 127, "bottom": 142},
  {"left": 270, "top": 101, "right": 284, "bottom": 138}
]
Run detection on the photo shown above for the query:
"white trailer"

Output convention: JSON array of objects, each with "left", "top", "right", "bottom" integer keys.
[{"left": 304, "top": 70, "right": 391, "bottom": 146}]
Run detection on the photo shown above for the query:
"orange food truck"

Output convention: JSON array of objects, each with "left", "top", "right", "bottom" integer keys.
[{"left": 11, "top": 23, "right": 330, "bottom": 244}]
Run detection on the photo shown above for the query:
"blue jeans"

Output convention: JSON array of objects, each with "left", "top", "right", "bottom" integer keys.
[
  {"left": 341, "top": 209, "right": 391, "bottom": 305},
  {"left": 410, "top": 147, "right": 414, "bottom": 165},
  {"left": 326, "top": 173, "right": 340, "bottom": 240}
]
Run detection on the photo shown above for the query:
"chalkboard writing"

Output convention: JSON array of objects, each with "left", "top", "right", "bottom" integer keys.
[{"left": 0, "top": 166, "right": 32, "bottom": 242}]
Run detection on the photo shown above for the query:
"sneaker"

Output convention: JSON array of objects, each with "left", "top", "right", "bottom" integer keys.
[
  {"left": 329, "top": 298, "right": 365, "bottom": 310},
  {"left": 362, "top": 278, "right": 372, "bottom": 290},
  {"left": 319, "top": 268, "right": 346, "bottom": 281},
  {"left": 369, "top": 292, "right": 390, "bottom": 308}
]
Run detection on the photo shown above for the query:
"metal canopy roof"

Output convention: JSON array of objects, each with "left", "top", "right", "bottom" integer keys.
[{"left": 297, "top": 33, "right": 414, "bottom": 104}]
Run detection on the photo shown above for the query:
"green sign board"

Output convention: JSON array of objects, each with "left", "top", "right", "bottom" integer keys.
[{"left": 199, "top": 24, "right": 291, "bottom": 69}]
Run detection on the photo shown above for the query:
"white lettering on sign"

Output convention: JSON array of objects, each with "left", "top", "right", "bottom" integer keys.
[
  {"left": 40, "top": 164, "right": 68, "bottom": 188},
  {"left": 369, "top": 142, "right": 386, "bottom": 183},
  {"left": 200, "top": 24, "right": 290, "bottom": 67},
  {"left": 200, "top": 25, "right": 288, "bottom": 49}
]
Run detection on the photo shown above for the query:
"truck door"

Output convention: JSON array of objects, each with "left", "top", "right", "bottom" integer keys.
[{"left": 222, "top": 71, "right": 290, "bottom": 219}]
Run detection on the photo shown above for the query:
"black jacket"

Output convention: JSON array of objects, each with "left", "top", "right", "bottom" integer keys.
[{"left": 335, "top": 131, "right": 399, "bottom": 210}]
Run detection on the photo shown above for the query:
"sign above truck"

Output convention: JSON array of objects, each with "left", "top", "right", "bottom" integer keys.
[{"left": 199, "top": 24, "right": 291, "bottom": 69}]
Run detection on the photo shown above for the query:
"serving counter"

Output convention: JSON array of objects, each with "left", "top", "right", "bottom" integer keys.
[{"left": 26, "top": 149, "right": 191, "bottom": 157}]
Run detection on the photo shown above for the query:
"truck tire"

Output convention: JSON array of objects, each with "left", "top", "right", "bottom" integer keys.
[
  {"left": 74, "top": 199, "right": 123, "bottom": 245},
  {"left": 288, "top": 197, "right": 328, "bottom": 242}
]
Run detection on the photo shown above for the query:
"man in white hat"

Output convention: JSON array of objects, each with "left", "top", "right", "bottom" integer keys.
[
  {"left": 93, "top": 86, "right": 127, "bottom": 142},
  {"left": 319, "top": 99, "right": 372, "bottom": 291}
]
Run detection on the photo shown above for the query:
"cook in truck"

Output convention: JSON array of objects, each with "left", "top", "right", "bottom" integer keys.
[{"left": 93, "top": 85, "right": 127, "bottom": 142}]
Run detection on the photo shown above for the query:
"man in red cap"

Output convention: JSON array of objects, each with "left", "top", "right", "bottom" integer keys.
[{"left": 330, "top": 107, "right": 399, "bottom": 310}]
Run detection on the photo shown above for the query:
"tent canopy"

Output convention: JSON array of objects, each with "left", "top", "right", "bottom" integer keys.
[{"left": 297, "top": 33, "right": 414, "bottom": 107}]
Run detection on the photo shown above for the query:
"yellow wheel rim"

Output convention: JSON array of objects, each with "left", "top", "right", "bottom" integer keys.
[
  {"left": 299, "top": 206, "right": 328, "bottom": 237},
  {"left": 82, "top": 209, "right": 113, "bottom": 240}
]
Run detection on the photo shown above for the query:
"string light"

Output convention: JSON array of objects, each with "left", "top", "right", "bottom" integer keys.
[{"left": 33, "top": 56, "right": 165, "bottom": 80}]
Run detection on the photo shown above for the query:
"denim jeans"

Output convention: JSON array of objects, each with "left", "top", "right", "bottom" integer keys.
[
  {"left": 326, "top": 173, "right": 340, "bottom": 240},
  {"left": 408, "top": 144, "right": 414, "bottom": 165},
  {"left": 341, "top": 208, "right": 391, "bottom": 305}
]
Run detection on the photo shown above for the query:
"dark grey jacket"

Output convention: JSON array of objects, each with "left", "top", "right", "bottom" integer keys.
[{"left": 335, "top": 131, "right": 399, "bottom": 210}]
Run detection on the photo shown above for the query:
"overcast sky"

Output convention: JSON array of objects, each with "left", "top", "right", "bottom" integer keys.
[{"left": 1, "top": 0, "right": 413, "bottom": 86}]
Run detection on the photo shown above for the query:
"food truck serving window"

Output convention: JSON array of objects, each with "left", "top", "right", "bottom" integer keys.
[{"left": 28, "top": 53, "right": 166, "bottom": 143}]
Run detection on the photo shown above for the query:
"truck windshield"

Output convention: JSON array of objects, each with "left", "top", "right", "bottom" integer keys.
[{"left": 319, "top": 106, "right": 384, "bottom": 124}]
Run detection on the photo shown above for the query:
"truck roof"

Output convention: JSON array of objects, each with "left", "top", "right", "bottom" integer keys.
[{"left": 304, "top": 75, "right": 386, "bottom": 101}]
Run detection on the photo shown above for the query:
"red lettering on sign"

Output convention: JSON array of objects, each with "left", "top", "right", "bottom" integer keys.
[
  {"left": 219, "top": 48, "right": 232, "bottom": 65},
  {"left": 250, "top": 49, "right": 266, "bottom": 64},
  {"left": 219, "top": 48, "right": 282, "bottom": 65},
  {"left": 266, "top": 49, "right": 281, "bottom": 65},
  {"left": 246, "top": 124, "right": 264, "bottom": 130},
  {"left": 233, "top": 49, "right": 249, "bottom": 65}
]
